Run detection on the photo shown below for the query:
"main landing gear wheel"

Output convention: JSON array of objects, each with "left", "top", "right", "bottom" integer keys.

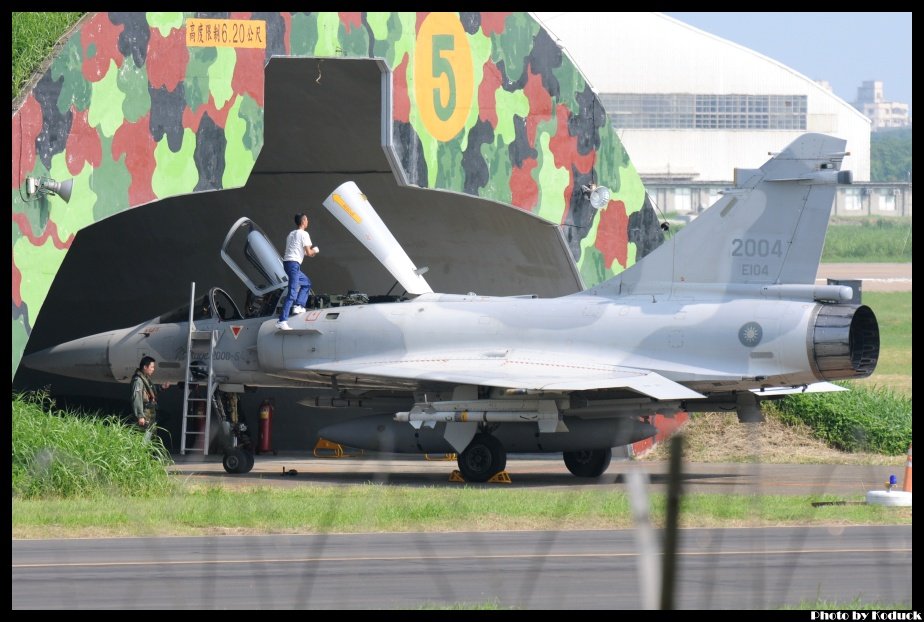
[
  {"left": 563, "top": 448, "right": 612, "bottom": 478},
  {"left": 223, "top": 447, "right": 253, "bottom": 474},
  {"left": 458, "top": 434, "right": 507, "bottom": 483}
]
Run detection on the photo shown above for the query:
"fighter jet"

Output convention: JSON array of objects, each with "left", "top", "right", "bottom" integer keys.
[{"left": 23, "top": 133, "right": 879, "bottom": 481}]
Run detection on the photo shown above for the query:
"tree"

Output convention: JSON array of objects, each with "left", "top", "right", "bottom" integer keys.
[{"left": 870, "top": 128, "right": 912, "bottom": 182}]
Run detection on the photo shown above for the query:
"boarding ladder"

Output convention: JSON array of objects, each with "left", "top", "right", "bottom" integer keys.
[{"left": 180, "top": 282, "right": 219, "bottom": 455}]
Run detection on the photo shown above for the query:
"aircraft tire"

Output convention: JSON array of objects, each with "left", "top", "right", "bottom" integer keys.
[
  {"left": 563, "top": 448, "right": 612, "bottom": 478},
  {"left": 222, "top": 447, "right": 252, "bottom": 474},
  {"left": 458, "top": 434, "right": 507, "bottom": 482}
]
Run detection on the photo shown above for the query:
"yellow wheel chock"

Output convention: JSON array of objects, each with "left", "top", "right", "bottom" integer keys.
[
  {"left": 488, "top": 471, "right": 512, "bottom": 484},
  {"left": 424, "top": 453, "right": 457, "bottom": 461},
  {"left": 449, "top": 469, "right": 512, "bottom": 483},
  {"left": 313, "top": 437, "right": 364, "bottom": 458}
]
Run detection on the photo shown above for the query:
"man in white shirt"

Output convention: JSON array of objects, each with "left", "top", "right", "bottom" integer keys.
[{"left": 277, "top": 213, "right": 319, "bottom": 330}]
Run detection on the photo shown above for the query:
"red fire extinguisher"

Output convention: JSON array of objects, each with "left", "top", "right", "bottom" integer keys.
[{"left": 257, "top": 399, "right": 274, "bottom": 454}]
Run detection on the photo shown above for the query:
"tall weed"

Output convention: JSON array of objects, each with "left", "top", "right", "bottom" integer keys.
[
  {"left": 12, "top": 392, "right": 175, "bottom": 498},
  {"left": 777, "top": 383, "right": 911, "bottom": 455}
]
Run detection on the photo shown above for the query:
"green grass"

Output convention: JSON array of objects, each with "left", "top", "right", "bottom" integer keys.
[
  {"left": 12, "top": 486, "right": 911, "bottom": 538},
  {"left": 13, "top": 392, "right": 175, "bottom": 498},
  {"left": 12, "top": 12, "right": 84, "bottom": 100},
  {"left": 822, "top": 218, "right": 912, "bottom": 263},
  {"left": 862, "top": 292, "right": 912, "bottom": 386},
  {"left": 778, "top": 384, "right": 911, "bottom": 455}
]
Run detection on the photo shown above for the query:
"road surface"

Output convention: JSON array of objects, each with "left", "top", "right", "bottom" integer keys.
[
  {"left": 169, "top": 453, "right": 903, "bottom": 497},
  {"left": 12, "top": 526, "right": 912, "bottom": 609},
  {"left": 816, "top": 263, "right": 911, "bottom": 292}
]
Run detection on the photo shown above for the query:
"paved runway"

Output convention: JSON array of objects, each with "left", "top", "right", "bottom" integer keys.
[
  {"left": 12, "top": 526, "right": 912, "bottom": 609},
  {"left": 170, "top": 453, "right": 902, "bottom": 498},
  {"left": 816, "top": 262, "right": 911, "bottom": 292}
]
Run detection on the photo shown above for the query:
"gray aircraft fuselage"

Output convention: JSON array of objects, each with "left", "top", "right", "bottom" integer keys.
[{"left": 43, "top": 289, "right": 864, "bottom": 396}]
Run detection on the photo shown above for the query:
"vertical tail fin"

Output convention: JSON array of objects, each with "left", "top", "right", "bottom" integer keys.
[{"left": 588, "top": 133, "right": 850, "bottom": 297}]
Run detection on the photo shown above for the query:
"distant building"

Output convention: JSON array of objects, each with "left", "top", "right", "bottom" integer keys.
[
  {"left": 533, "top": 12, "right": 872, "bottom": 183},
  {"left": 531, "top": 12, "right": 910, "bottom": 220},
  {"left": 853, "top": 80, "right": 911, "bottom": 130}
]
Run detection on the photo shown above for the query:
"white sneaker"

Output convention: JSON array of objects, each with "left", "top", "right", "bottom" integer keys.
[
  {"left": 291, "top": 305, "right": 306, "bottom": 315},
  {"left": 275, "top": 320, "right": 292, "bottom": 330}
]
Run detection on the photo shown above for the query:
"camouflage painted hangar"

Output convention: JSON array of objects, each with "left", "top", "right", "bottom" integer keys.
[{"left": 12, "top": 12, "right": 662, "bottom": 449}]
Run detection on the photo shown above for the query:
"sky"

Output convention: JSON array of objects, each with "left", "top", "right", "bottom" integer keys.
[{"left": 665, "top": 12, "right": 912, "bottom": 113}]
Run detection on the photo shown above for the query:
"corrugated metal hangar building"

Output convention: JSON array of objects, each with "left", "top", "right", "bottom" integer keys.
[{"left": 533, "top": 12, "right": 901, "bottom": 217}]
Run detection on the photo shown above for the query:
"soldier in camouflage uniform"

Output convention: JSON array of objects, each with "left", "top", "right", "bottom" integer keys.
[{"left": 130, "top": 356, "right": 170, "bottom": 442}]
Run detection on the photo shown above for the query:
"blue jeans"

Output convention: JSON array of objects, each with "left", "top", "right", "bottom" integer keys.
[{"left": 280, "top": 260, "right": 311, "bottom": 321}]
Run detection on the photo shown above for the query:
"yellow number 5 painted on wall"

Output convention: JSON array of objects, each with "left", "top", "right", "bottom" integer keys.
[{"left": 414, "top": 13, "right": 474, "bottom": 142}]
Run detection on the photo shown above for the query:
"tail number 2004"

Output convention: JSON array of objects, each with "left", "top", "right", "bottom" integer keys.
[
  {"left": 732, "top": 238, "right": 784, "bottom": 277},
  {"left": 731, "top": 238, "right": 783, "bottom": 258}
]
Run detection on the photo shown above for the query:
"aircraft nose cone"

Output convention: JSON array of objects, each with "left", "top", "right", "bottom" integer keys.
[{"left": 21, "top": 333, "right": 115, "bottom": 382}]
